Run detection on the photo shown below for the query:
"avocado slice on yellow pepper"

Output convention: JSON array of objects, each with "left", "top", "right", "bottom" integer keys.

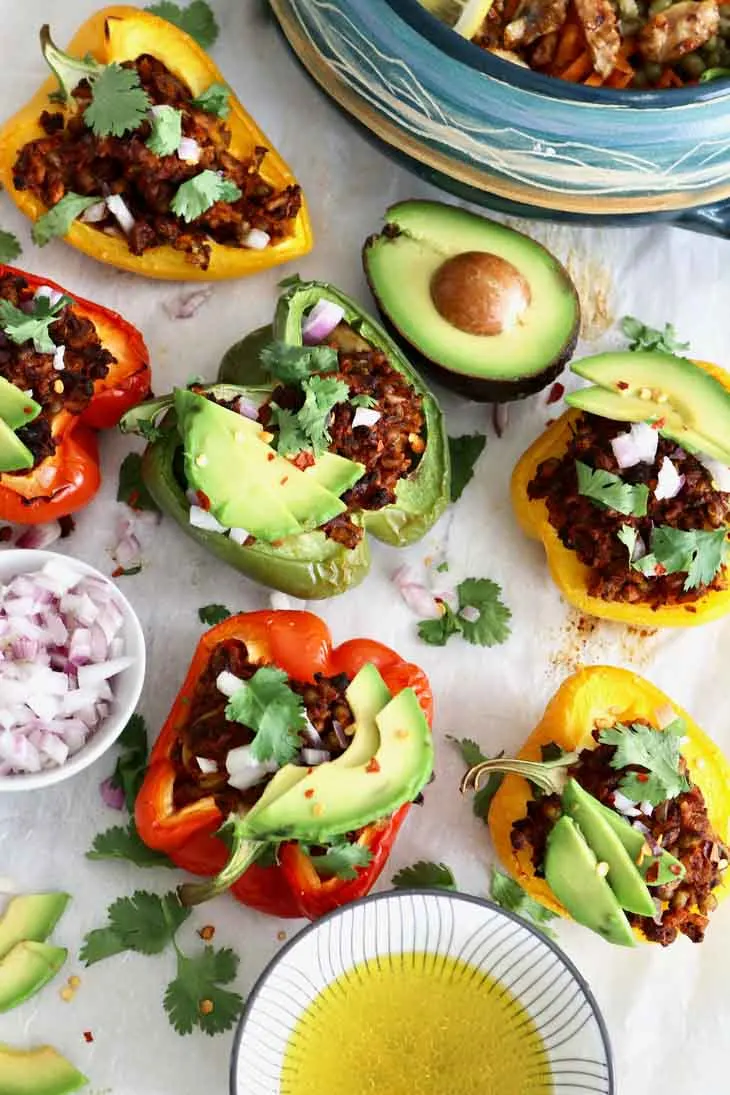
[
  {"left": 0, "top": 6, "right": 312, "bottom": 280},
  {"left": 484, "top": 666, "right": 730, "bottom": 943},
  {"left": 511, "top": 359, "right": 730, "bottom": 628}
]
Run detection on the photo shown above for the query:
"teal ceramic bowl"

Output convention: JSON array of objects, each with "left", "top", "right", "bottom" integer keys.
[{"left": 268, "top": 0, "right": 730, "bottom": 237}]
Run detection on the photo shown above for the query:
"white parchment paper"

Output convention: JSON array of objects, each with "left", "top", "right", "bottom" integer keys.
[{"left": 1, "top": 3, "right": 729, "bottom": 1092}]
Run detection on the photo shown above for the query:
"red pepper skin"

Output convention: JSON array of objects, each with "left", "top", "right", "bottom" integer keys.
[
  {"left": 0, "top": 265, "right": 150, "bottom": 523},
  {"left": 135, "top": 611, "right": 433, "bottom": 919}
]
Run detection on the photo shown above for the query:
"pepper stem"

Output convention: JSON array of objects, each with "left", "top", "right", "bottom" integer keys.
[
  {"left": 460, "top": 753, "right": 579, "bottom": 798},
  {"left": 41, "top": 25, "right": 103, "bottom": 103},
  {"left": 177, "top": 831, "right": 263, "bottom": 907}
]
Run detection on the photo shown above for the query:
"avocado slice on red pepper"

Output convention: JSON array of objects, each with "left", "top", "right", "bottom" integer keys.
[{"left": 121, "top": 281, "right": 449, "bottom": 597}]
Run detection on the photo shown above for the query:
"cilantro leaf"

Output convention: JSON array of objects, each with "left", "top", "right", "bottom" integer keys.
[
  {"left": 457, "top": 578, "right": 511, "bottom": 647},
  {"left": 576, "top": 460, "right": 649, "bottom": 517},
  {"left": 297, "top": 376, "right": 350, "bottom": 456},
  {"left": 190, "top": 82, "right": 231, "bottom": 118},
  {"left": 81, "top": 890, "right": 190, "bottom": 965},
  {"left": 79, "top": 927, "right": 128, "bottom": 966},
  {"left": 0, "top": 231, "right": 21, "bottom": 264},
  {"left": 447, "top": 736, "right": 504, "bottom": 818},
  {"left": 622, "top": 316, "right": 689, "bottom": 356},
  {"left": 117, "top": 453, "right": 161, "bottom": 513},
  {"left": 417, "top": 602, "right": 462, "bottom": 646},
  {"left": 448, "top": 434, "right": 487, "bottom": 503},
  {"left": 83, "top": 63, "right": 151, "bottom": 138},
  {"left": 109, "top": 713, "right": 149, "bottom": 812},
  {"left": 306, "top": 843, "right": 373, "bottom": 880},
  {"left": 639, "top": 526, "right": 729, "bottom": 591},
  {"left": 351, "top": 393, "right": 377, "bottom": 409},
  {"left": 164, "top": 946, "right": 243, "bottom": 1036},
  {"left": 490, "top": 869, "right": 558, "bottom": 937},
  {"left": 392, "top": 861, "right": 457, "bottom": 891},
  {"left": 269, "top": 404, "right": 310, "bottom": 456},
  {"left": 32, "top": 192, "right": 103, "bottom": 247},
  {"left": 259, "top": 342, "right": 338, "bottom": 384},
  {"left": 146, "top": 104, "right": 183, "bottom": 156},
  {"left": 146, "top": 1, "right": 220, "bottom": 48},
  {"left": 87, "top": 822, "right": 173, "bottom": 868},
  {"left": 617, "top": 523, "right": 638, "bottom": 560},
  {"left": 0, "top": 293, "right": 71, "bottom": 353},
  {"left": 598, "top": 721, "right": 690, "bottom": 805},
  {"left": 436, "top": 561, "right": 449, "bottom": 573},
  {"left": 198, "top": 603, "right": 231, "bottom": 625},
  {"left": 225, "top": 666, "right": 306, "bottom": 765},
  {"left": 171, "top": 171, "right": 242, "bottom": 223}
]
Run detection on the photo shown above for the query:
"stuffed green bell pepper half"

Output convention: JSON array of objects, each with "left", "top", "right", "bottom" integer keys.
[{"left": 121, "top": 280, "right": 450, "bottom": 598}]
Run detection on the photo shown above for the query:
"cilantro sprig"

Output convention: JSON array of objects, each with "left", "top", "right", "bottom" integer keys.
[
  {"left": 259, "top": 342, "right": 339, "bottom": 384},
  {"left": 490, "top": 869, "right": 558, "bottom": 938},
  {"left": 633, "top": 525, "right": 728, "bottom": 591},
  {"left": 0, "top": 292, "right": 72, "bottom": 353},
  {"left": 418, "top": 578, "right": 512, "bottom": 648},
  {"left": 392, "top": 861, "right": 457, "bottom": 891},
  {"left": 622, "top": 315, "right": 690, "bottom": 356},
  {"left": 198, "top": 603, "right": 231, "bottom": 625},
  {"left": 576, "top": 460, "right": 649, "bottom": 517},
  {"left": 85, "top": 64, "right": 151, "bottom": 137},
  {"left": 598, "top": 719, "right": 690, "bottom": 805},
  {"left": 0, "top": 231, "right": 21, "bottom": 264},
  {"left": 147, "top": 105, "right": 183, "bottom": 156},
  {"left": 448, "top": 434, "right": 487, "bottom": 503},
  {"left": 146, "top": 1, "right": 220, "bottom": 48},
  {"left": 190, "top": 82, "right": 231, "bottom": 118},
  {"left": 117, "top": 453, "right": 161, "bottom": 513},
  {"left": 32, "top": 192, "right": 103, "bottom": 247},
  {"left": 171, "top": 171, "right": 242, "bottom": 222},
  {"left": 225, "top": 666, "right": 306, "bottom": 765}
]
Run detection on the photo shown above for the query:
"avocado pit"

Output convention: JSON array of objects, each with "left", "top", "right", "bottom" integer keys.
[{"left": 430, "top": 251, "right": 531, "bottom": 337}]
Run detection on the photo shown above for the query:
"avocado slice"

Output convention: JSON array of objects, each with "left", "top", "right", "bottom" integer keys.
[
  {"left": 0, "top": 1044, "right": 87, "bottom": 1095},
  {"left": 363, "top": 200, "right": 579, "bottom": 402},
  {"left": 544, "top": 816, "right": 636, "bottom": 947},
  {"left": 0, "top": 377, "right": 41, "bottom": 431},
  {"left": 175, "top": 389, "right": 348, "bottom": 539},
  {"left": 0, "top": 941, "right": 67, "bottom": 1013},
  {"left": 569, "top": 351, "right": 730, "bottom": 464},
  {"left": 591, "top": 798, "right": 685, "bottom": 887},
  {"left": 339, "top": 663, "right": 392, "bottom": 769},
  {"left": 0, "top": 416, "right": 35, "bottom": 473},
  {"left": 561, "top": 780, "right": 656, "bottom": 917},
  {"left": 244, "top": 686, "right": 433, "bottom": 844},
  {"left": 0, "top": 893, "right": 70, "bottom": 961}
]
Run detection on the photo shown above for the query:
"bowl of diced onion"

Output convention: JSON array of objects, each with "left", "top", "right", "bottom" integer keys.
[{"left": 0, "top": 550, "right": 145, "bottom": 792}]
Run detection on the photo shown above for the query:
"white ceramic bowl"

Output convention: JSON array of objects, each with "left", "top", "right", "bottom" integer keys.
[
  {"left": 230, "top": 889, "right": 614, "bottom": 1094},
  {"left": 0, "top": 549, "right": 146, "bottom": 793}
]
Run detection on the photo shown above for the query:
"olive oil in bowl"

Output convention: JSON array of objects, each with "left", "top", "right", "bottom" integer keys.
[{"left": 281, "top": 951, "right": 552, "bottom": 1095}]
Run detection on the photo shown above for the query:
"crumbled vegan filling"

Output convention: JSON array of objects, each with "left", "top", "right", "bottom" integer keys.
[
  {"left": 510, "top": 731, "right": 729, "bottom": 945},
  {"left": 171, "top": 638, "right": 354, "bottom": 815},
  {"left": 13, "top": 55, "right": 302, "bottom": 270},
  {"left": 527, "top": 411, "right": 730, "bottom": 605},
  {"left": 0, "top": 272, "right": 114, "bottom": 470}
]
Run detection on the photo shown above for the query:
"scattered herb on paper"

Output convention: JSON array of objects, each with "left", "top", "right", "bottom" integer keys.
[
  {"left": 226, "top": 666, "right": 306, "bottom": 765},
  {"left": 490, "top": 869, "right": 558, "bottom": 938},
  {"left": 448, "top": 434, "right": 487, "bottom": 502},
  {"left": 621, "top": 316, "right": 690, "bottom": 356},
  {"left": 146, "top": 0, "right": 220, "bottom": 48},
  {"left": 391, "top": 861, "right": 457, "bottom": 891},
  {"left": 576, "top": 460, "right": 649, "bottom": 517},
  {"left": 418, "top": 578, "right": 511, "bottom": 648},
  {"left": 598, "top": 719, "right": 690, "bottom": 805},
  {"left": 0, "top": 231, "right": 21, "bottom": 264},
  {"left": 198, "top": 603, "right": 231, "bottom": 625},
  {"left": 117, "top": 453, "right": 161, "bottom": 513}
]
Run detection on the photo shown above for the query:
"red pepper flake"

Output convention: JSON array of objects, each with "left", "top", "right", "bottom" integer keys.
[
  {"left": 280, "top": 476, "right": 289, "bottom": 486},
  {"left": 267, "top": 452, "right": 276, "bottom": 462},
  {"left": 196, "top": 490, "right": 211, "bottom": 511},
  {"left": 651, "top": 417, "right": 666, "bottom": 430},
  {"left": 291, "top": 451, "right": 315, "bottom": 470},
  {"left": 23, "top": 405, "right": 35, "bottom": 415},
  {"left": 83, "top": 1032, "right": 94, "bottom": 1044},
  {"left": 655, "top": 563, "right": 667, "bottom": 576},
  {"left": 685, "top": 605, "right": 697, "bottom": 613},
  {"left": 0, "top": 526, "right": 12, "bottom": 543},
  {"left": 198, "top": 925, "right": 215, "bottom": 941},
  {"left": 670, "top": 863, "right": 683, "bottom": 876},
  {"left": 365, "top": 757, "right": 381, "bottom": 774},
  {"left": 304, "top": 788, "right": 315, "bottom": 799},
  {"left": 306, "top": 766, "right": 314, "bottom": 775},
  {"left": 646, "top": 862, "right": 659, "bottom": 884},
  {"left": 128, "top": 489, "right": 140, "bottom": 509},
  {"left": 636, "top": 772, "right": 649, "bottom": 783},
  {"left": 616, "top": 381, "right": 629, "bottom": 391},
  {"left": 111, "top": 566, "right": 124, "bottom": 578},
  {"left": 546, "top": 382, "right": 564, "bottom": 405}
]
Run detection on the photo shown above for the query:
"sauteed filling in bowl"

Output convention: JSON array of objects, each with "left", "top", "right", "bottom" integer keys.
[{"left": 470, "top": 0, "right": 728, "bottom": 87}]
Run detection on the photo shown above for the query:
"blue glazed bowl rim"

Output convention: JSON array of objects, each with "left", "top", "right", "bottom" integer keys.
[{"left": 387, "top": 0, "right": 730, "bottom": 108}]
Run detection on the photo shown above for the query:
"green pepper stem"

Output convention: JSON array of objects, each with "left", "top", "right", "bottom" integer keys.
[
  {"left": 460, "top": 753, "right": 579, "bottom": 797},
  {"left": 177, "top": 832, "right": 263, "bottom": 907},
  {"left": 40, "top": 25, "right": 103, "bottom": 103}
]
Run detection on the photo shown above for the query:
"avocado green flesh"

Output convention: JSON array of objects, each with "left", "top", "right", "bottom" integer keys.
[
  {"left": 243, "top": 685, "right": 433, "bottom": 844},
  {"left": 561, "top": 780, "right": 656, "bottom": 917},
  {"left": 0, "top": 941, "right": 67, "bottom": 1013},
  {"left": 0, "top": 1044, "right": 87, "bottom": 1095},
  {"left": 339, "top": 663, "right": 391, "bottom": 769},
  {"left": 571, "top": 351, "right": 730, "bottom": 464},
  {"left": 0, "top": 894, "right": 70, "bottom": 961},
  {"left": 0, "top": 417, "right": 34, "bottom": 473},
  {"left": 0, "top": 377, "right": 41, "bottom": 431},
  {"left": 565, "top": 387, "right": 684, "bottom": 431},
  {"left": 305, "top": 452, "right": 365, "bottom": 497},
  {"left": 545, "top": 817, "right": 636, "bottom": 947},
  {"left": 364, "top": 200, "right": 579, "bottom": 381},
  {"left": 593, "top": 798, "right": 685, "bottom": 886}
]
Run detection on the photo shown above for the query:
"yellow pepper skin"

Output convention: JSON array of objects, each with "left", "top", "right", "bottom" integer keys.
[
  {"left": 488, "top": 665, "right": 730, "bottom": 939},
  {"left": 0, "top": 6, "right": 313, "bottom": 280},
  {"left": 511, "top": 360, "right": 730, "bottom": 628}
]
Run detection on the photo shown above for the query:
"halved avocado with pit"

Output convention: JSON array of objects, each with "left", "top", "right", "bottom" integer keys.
[{"left": 363, "top": 200, "right": 580, "bottom": 403}]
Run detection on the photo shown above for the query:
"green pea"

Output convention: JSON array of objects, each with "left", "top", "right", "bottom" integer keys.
[
  {"left": 679, "top": 52, "right": 707, "bottom": 77},
  {"left": 643, "top": 61, "right": 663, "bottom": 82}
]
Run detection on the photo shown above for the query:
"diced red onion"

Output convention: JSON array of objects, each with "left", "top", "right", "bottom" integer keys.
[
  {"left": 301, "top": 299, "right": 345, "bottom": 346},
  {"left": 77, "top": 657, "right": 134, "bottom": 690},
  {"left": 196, "top": 756, "right": 217, "bottom": 774},
  {"left": 164, "top": 287, "right": 213, "bottom": 320},
  {"left": 610, "top": 421, "right": 658, "bottom": 469},
  {"left": 52, "top": 345, "right": 66, "bottom": 372},
  {"left": 100, "top": 776, "right": 125, "bottom": 810},
  {"left": 15, "top": 522, "right": 62, "bottom": 551},
  {"left": 106, "top": 194, "right": 135, "bottom": 235},
  {"left": 301, "top": 720, "right": 323, "bottom": 748},
  {"left": 34, "top": 285, "right": 65, "bottom": 309},
  {"left": 228, "top": 527, "right": 250, "bottom": 546},
  {"left": 631, "top": 532, "right": 647, "bottom": 562},
  {"left": 352, "top": 407, "right": 381, "bottom": 429},
  {"left": 639, "top": 800, "right": 653, "bottom": 816},
  {"left": 189, "top": 505, "right": 227, "bottom": 533},
  {"left": 300, "top": 747, "right": 330, "bottom": 766},
  {"left": 333, "top": 720, "right": 349, "bottom": 750},
  {"left": 80, "top": 201, "right": 108, "bottom": 224},
  {"left": 236, "top": 397, "right": 260, "bottom": 421},
  {"left": 632, "top": 819, "right": 650, "bottom": 836},
  {"left": 612, "top": 790, "right": 640, "bottom": 816},
  {"left": 216, "top": 670, "right": 242, "bottom": 698},
  {"left": 654, "top": 456, "right": 684, "bottom": 501},
  {"left": 392, "top": 564, "right": 441, "bottom": 619},
  {"left": 459, "top": 605, "right": 481, "bottom": 623},
  {"left": 492, "top": 403, "right": 509, "bottom": 438},
  {"left": 242, "top": 228, "right": 270, "bottom": 250},
  {"left": 225, "top": 744, "right": 278, "bottom": 790},
  {"left": 698, "top": 454, "right": 730, "bottom": 493},
  {"left": 177, "top": 137, "right": 201, "bottom": 164}
]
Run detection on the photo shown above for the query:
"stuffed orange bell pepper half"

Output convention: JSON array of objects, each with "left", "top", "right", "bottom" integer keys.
[
  {"left": 0, "top": 264, "right": 149, "bottom": 524},
  {"left": 463, "top": 666, "right": 730, "bottom": 947},
  {"left": 0, "top": 7, "right": 312, "bottom": 280},
  {"left": 512, "top": 351, "right": 730, "bottom": 627},
  {"left": 135, "top": 610, "right": 434, "bottom": 919}
]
